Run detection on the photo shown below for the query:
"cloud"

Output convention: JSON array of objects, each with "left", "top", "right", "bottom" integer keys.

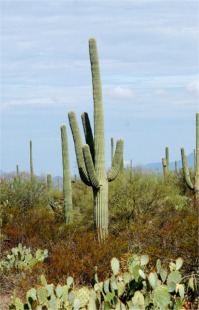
[
  {"left": 154, "top": 89, "right": 166, "bottom": 96},
  {"left": 186, "top": 80, "right": 199, "bottom": 94},
  {"left": 108, "top": 87, "right": 134, "bottom": 100}
]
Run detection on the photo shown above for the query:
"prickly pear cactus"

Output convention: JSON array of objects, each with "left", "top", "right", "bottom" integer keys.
[
  {"left": 0, "top": 243, "right": 48, "bottom": 274},
  {"left": 9, "top": 255, "right": 198, "bottom": 309}
]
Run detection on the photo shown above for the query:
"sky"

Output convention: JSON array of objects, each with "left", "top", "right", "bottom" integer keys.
[{"left": 1, "top": 0, "right": 199, "bottom": 177}]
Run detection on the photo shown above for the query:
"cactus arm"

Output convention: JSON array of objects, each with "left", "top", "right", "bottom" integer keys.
[
  {"left": 81, "top": 112, "right": 95, "bottom": 162},
  {"left": 68, "top": 111, "right": 91, "bottom": 186},
  {"left": 181, "top": 148, "right": 194, "bottom": 190},
  {"left": 89, "top": 38, "right": 105, "bottom": 175},
  {"left": 82, "top": 144, "right": 100, "bottom": 189},
  {"left": 107, "top": 139, "right": 124, "bottom": 182}
]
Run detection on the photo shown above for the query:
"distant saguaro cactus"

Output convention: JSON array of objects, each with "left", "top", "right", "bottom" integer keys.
[
  {"left": 30, "top": 140, "right": 34, "bottom": 180},
  {"left": 60, "top": 124, "right": 73, "bottom": 223},
  {"left": 47, "top": 174, "right": 53, "bottom": 191},
  {"left": 181, "top": 113, "right": 199, "bottom": 210},
  {"left": 162, "top": 146, "right": 169, "bottom": 177},
  {"left": 68, "top": 38, "right": 123, "bottom": 240},
  {"left": 16, "top": 165, "right": 19, "bottom": 176}
]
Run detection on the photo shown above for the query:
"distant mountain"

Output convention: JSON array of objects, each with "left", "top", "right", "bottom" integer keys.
[
  {"left": 144, "top": 152, "right": 194, "bottom": 172},
  {"left": 0, "top": 152, "right": 195, "bottom": 179}
]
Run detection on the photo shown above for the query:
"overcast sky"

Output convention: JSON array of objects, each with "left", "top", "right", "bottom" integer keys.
[{"left": 1, "top": 0, "right": 199, "bottom": 176}]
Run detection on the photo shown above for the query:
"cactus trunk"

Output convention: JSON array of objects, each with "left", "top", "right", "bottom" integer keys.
[
  {"left": 61, "top": 124, "right": 73, "bottom": 223},
  {"left": 93, "top": 181, "right": 108, "bottom": 240}
]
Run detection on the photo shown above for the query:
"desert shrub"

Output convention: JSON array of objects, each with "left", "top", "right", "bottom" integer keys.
[
  {"left": 71, "top": 180, "right": 93, "bottom": 226},
  {"left": 0, "top": 175, "right": 48, "bottom": 210},
  {"left": 0, "top": 168, "right": 197, "bottom": 307},
  {"left": 109, "top": 168, "right": 189, "bottom": 229}
]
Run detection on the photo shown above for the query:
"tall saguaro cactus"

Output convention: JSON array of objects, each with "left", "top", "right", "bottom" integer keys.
[
  {"left": 181, "top": 113, "right": 199, "bottom": 210},
  {"left": 60, "top": 124, "right": 73, "bottom": 223},
  {"left": 30, "top": 140, "right": 34, "bottom": 180},
  {"left": 68, "top": 38, "right": 123, "bottom": 240}
]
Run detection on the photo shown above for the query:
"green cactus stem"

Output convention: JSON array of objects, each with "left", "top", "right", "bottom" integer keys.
[
  {"left": 47, "top": 174, "right": 53, "bottom": 191},
  {"left": 68, "top": 38, "right": 123, "bottom": 240},
  {"left": 162, "top": 147, "right": 170, "bottom": 177},
  {"left": 61, "top": 124, "right": 73, "bottom": 223},
  {"left": 166, "top": 146, "right": 169, "bottom": 171},
  {"left": 181, "top": 113, "right": 199, "bottom": 210},
  {"left": 16, "top": 165, "right": 19, "bottom": 176},
  {"left": 30, "top": 140, "right": 34, "bottom": 180},
  {"left": 162, "top": 158, "right": 168, "bottom": 178}
]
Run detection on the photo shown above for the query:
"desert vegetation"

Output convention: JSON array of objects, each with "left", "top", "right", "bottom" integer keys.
[
  {"left": 0, "top": 38, "right": 198, "bottom": 309},
  {"left": 0, "top": 168, "right": 198, "bottom": 309}
]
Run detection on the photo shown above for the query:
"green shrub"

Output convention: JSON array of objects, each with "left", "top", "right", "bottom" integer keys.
[{"left": 0, "top": 174, "right": 48, "bottom": 210}]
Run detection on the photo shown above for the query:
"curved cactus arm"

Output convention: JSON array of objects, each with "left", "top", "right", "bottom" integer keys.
[
  {"left": 83, "top": 144, "right": 100, "bottom": 189},
  {"left": 107, "top": 139, "right": 124, "bottom": 182},
  {"left": 81, "top": 112, "right": 95, "bottom": 162},
  {"left": 181, "top": 148, "right": 194, "bottom": 190},
  {"left": 68, "top": 111, "right": 91, "bottom": 186}
]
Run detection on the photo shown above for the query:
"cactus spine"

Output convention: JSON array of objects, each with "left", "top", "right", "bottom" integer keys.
[
  {"left": 68, "top": 38, "right": 123, "bottom": 240},
  {"left": 30, "top": 140, "right": 34, "bottom": 180},
  {"left": 61, "top": 124, "right": 73, "bottom": 223},
  {"left": 181, "top": 113, "right": 199, "bottom": 210}
]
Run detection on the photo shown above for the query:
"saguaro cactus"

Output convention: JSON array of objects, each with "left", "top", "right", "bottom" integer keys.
[
  {"left": 162, "top": 146, "right": 169, "bottom": 177},
  {"left": 68, "top": 38, "right": 123, "bottom": 240},
  {"left": 16, "top": 164, "right": 19, "bottom": 176},
  {"left": 30, "top": 140, "right": 34, "bottom": 180},
  {"left": 47, "top": 174, "right": 53, "bottom": 191},
  {"left": 181, "top": 113, "right": 199, "bottom": 210},
  {"left": 60, "top": 124, "right": 73, "bottom": 223}
]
